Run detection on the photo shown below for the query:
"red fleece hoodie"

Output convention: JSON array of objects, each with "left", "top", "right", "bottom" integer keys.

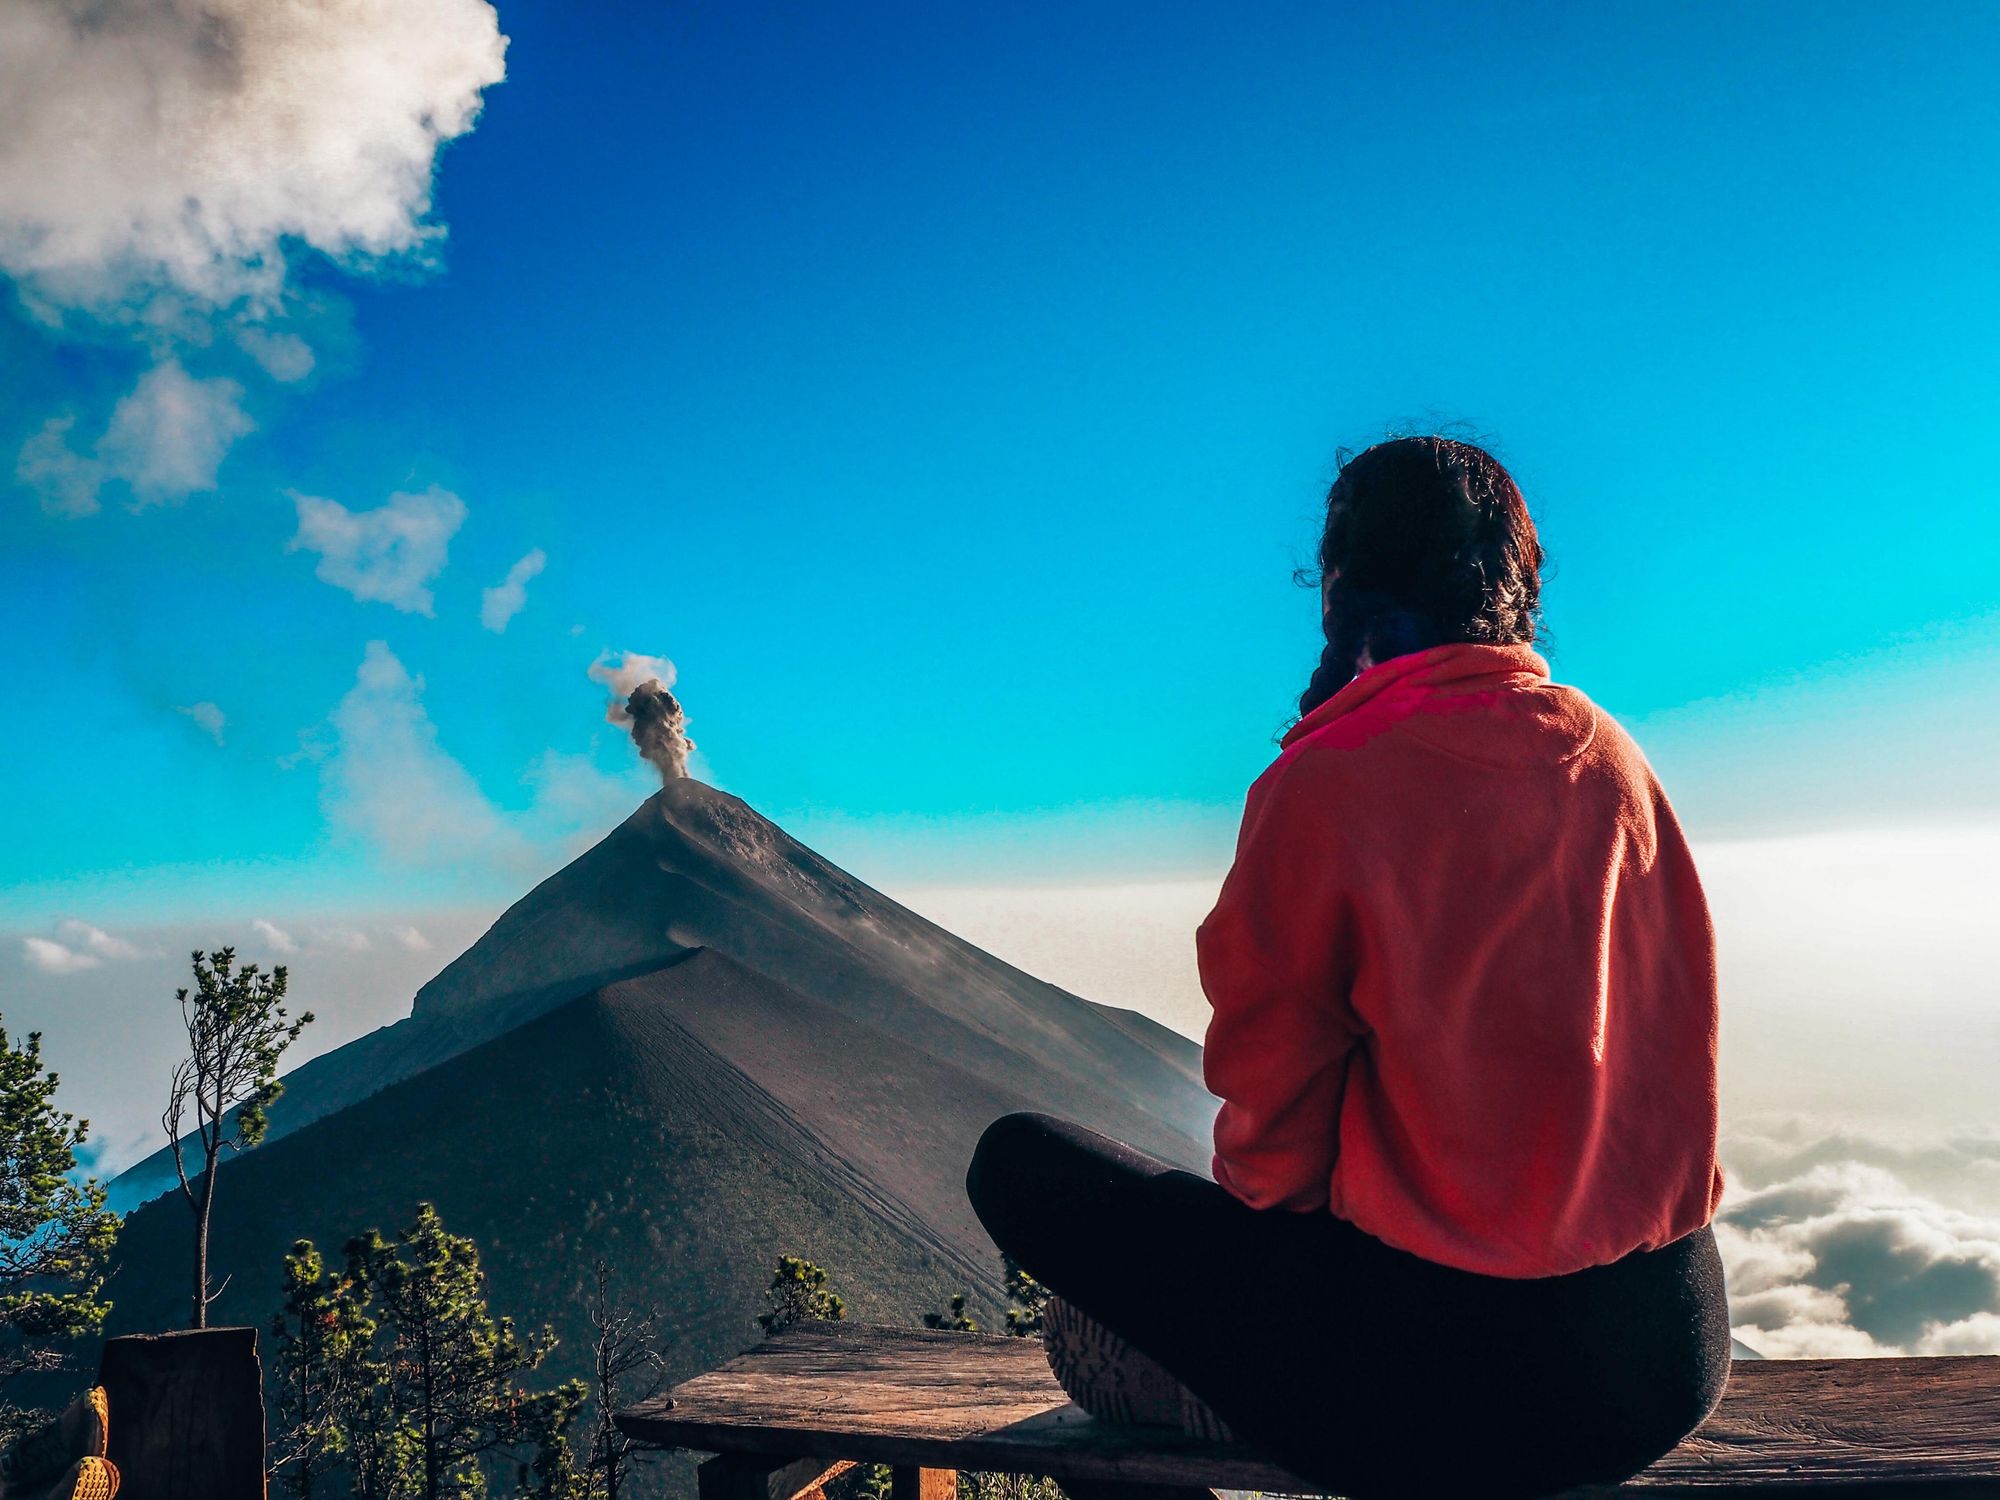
[{"left": 1197, "top": 641, "right": 1724, "bottom": 1278}]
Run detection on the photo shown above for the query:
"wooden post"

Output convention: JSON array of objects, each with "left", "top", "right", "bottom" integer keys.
[
  {"left": 99, "top": 1326, "right": 267, "bottom": 1500},
  {"left": 889, "top": 1466, "right": 957, "bottom": 1500}
]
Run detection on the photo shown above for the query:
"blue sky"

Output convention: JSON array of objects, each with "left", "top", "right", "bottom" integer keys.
[
  {"left": 6, "top": 3, "right": 2000, "bottom": 1360},
  {"left": 4, "top": 0, "right": 1999, "bottom": 926}
]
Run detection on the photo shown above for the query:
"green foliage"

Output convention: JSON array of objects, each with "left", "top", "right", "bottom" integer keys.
[
  {"left": 957, "top": 1476, "right": 1065, "bottom": 1500},
  {"left": 999, "top": 1256, "right": 1046, "bottom": 1339},
  {"left": 268, "top": 1205, "right": 585, "bottom": 1500},
  {"left": 270, "top": 1238, "right": 380, "bottom": 1500},
  {"left": 921, "top": 1293, "right": 977, "bottom": 1333},
  {"left": 0, "top": 1017, "right": 119, "bottom": 1396},
  {"left": 757, "top": 1257, "right": 845, "bottom": 1336},
  {"left": 351, "top": 1202, "right": 587, "bottom": 1500},
  {"left": 166, "top": 947, "right": 313, "bottom": 1327}
]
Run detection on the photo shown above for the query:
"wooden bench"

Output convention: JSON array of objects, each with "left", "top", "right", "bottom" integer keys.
[{"left": 615, "top": 1323, "right": 2000, "bottom": 1500}]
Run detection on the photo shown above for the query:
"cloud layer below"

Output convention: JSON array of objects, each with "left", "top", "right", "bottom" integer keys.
[{"left": 899, "top": 823, "right": 2000, "bottom": 1356}]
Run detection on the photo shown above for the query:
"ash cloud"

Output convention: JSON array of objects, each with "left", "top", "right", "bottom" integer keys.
[{"left": 589, "top": 651, "right": 696, "bottom": 784}]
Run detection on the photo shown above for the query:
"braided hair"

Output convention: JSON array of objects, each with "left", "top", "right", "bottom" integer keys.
[{"left": 1297, "top": 436, "right": 1547, "bottom": 719}]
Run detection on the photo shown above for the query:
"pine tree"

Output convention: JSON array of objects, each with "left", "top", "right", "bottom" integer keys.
[
  {"left": 0, "top": 1018, "right": 120, "bottom": 1438},
  {"left": 269, "top": 1238, "right": 379, "bottom": 1500},
  {"left": 757, "top": 1257, "right": 845, "bottom": 1336},
  {"left": 164, "top": 947, "right": 313, "bottom": 1328},
  {"left": 922, "top": 1293, "right": 978, "bottom": 1333},
  {"left": 354, "top": 1203, "right": 585, "bottom": 1500},
  {"left": 1000, "top": 1255, "right": 1047, "bottom": 1338}
]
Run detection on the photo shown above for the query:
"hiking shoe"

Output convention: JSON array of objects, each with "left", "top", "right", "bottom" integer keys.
[
  {"left": 1, "top": 1457, "right": 119, "bottom": 1500},
  {"left": 1042, "top": 1295, "right": 1235, "bottom": 1441},
  {"left": 0, "top": 1390, "right": 110, "bottom": 1492}
]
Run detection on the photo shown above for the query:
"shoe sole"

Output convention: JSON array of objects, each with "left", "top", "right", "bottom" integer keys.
[
  {"left": 0, "top": 1389, "right": 112, "bottom": 1491},
  {"left": 1042, "top": 1297, "right": 1235, "bottom": 1441},
  {"left": 57, "top": 1457, "right": 120, "bottom": 1500},
  {"left": 81, "top": 1389, "right": 110, "bottom": 1463}
]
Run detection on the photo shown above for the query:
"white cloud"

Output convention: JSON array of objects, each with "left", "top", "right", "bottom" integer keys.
[
  {"left": 322, "top": 641, "right": 514, "bottom": 864},
  {"left": 55, "top": 920, "right": 142, "bottom": 962},
  {"left": 178, "top": 701, "right": 226, "bottom": 745},
  {"left": 392, "top": 925, "right": 431, "bottom": 952},
  {"left": 99, "top": 362, "right": 254, "bottom": 504},
  {"left": 19, "top": 923, "right": 141, "bottom": 973},
  {"left": 15, "top": 361, "right": 252, "bottom": 515},
  {"left": 15, "top": 414, "right": 105, "bottom": 518},
  {"left": 1, "top": 0, "right": 504, "bottom": 516},
  {"left": 480, "top": 548, "right": 546, "bottom": 633},
  {"left": 289, "top": 486, "right": 467, "bottom": 615},
  {"left": 250, "top": 919, "right": 299, "bottom": 956},
  {"left": 235, "top": 326, "right": 317, "bottom": 384},
  {"left": 315, "top": 642, "right": 652, "bottom": 875},
  {"left": 0, "top": 0, "right": 507, "bottom": 318},
  {"left": 22, "top": 937, "right": 98, "bottom": 974}
]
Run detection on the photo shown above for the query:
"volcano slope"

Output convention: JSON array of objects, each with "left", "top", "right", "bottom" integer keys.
[
  {"left": 114, "top": 778, "right": 1217, "bottom": 1209},
  {"left": 104, "top": 951, "right": 1057, "bottom": 1493}
]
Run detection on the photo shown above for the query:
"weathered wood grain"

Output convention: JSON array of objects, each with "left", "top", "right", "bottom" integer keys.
[
  {"left": 99, "top": 1325, "right": 268, "bottom": 1500},
  {"left": 889, "top": 1465, "right": 958, "bottom": 1500},
  {"left": 614, "top": 1323, "right": 2000, "bottom": 1494}
]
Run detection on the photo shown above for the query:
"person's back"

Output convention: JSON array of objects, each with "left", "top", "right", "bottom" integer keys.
[
  {"left": 1199, "top": 637, "right": 1727, "bottom": 1276},
  {"left": 965, "top": 435, "right": 1733, "bottom": 1500}
]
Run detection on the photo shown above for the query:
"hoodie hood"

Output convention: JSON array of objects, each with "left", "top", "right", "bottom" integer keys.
[{"left": 1281, "top": 640, "right": 1596, "bottom": 770}]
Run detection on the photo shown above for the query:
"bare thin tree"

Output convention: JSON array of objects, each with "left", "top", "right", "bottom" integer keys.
[
  {"left": 584, "top": 1261, "right": 670, "bottom": 1500},
  {"left": 164, "top": 947, "right": 313, "bottom": 1328}
]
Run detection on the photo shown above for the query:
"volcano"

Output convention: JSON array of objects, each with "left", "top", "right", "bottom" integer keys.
[
  {"left": 101, "top": 781, "right": 1220, "bottom": 1474},
  {"left": 116, "top": 779, "right": 1215, "bottom": 1205}
]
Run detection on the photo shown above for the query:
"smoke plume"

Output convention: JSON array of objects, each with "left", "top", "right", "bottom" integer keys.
[{"left": 589, "top": 651, "right": 696, "bottom": 784}]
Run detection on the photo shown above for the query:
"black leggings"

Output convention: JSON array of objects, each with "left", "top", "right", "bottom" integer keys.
[{"left": 966, "top": 1112, "right": 1731, "bottom": 1500}]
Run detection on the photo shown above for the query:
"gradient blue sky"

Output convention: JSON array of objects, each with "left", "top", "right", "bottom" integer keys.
[{"left": 5, "top": 1, "right": 1999, "bottom": 926}]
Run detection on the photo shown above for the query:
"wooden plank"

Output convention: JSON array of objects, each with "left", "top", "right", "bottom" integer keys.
[
  {"left": 99, "top": 1326, "right": 268, "bottom": 1500},
  {"left": 614, "top": 1323, "right": 2000, "bottom": 1493},
  {"left": 889, "top": 1466, "right": 957, "bottom": 1500},
  {"left": 618, "top": 1324, "right": 1287, "bottom": 1490},
  {"left": 698, "top": 1453, "right": 853, "bottom": 1500}
]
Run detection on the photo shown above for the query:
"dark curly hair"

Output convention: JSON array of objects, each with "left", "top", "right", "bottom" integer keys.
[{"left": 1297, "top": 435, "right": 1547, "bottom": 719}]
